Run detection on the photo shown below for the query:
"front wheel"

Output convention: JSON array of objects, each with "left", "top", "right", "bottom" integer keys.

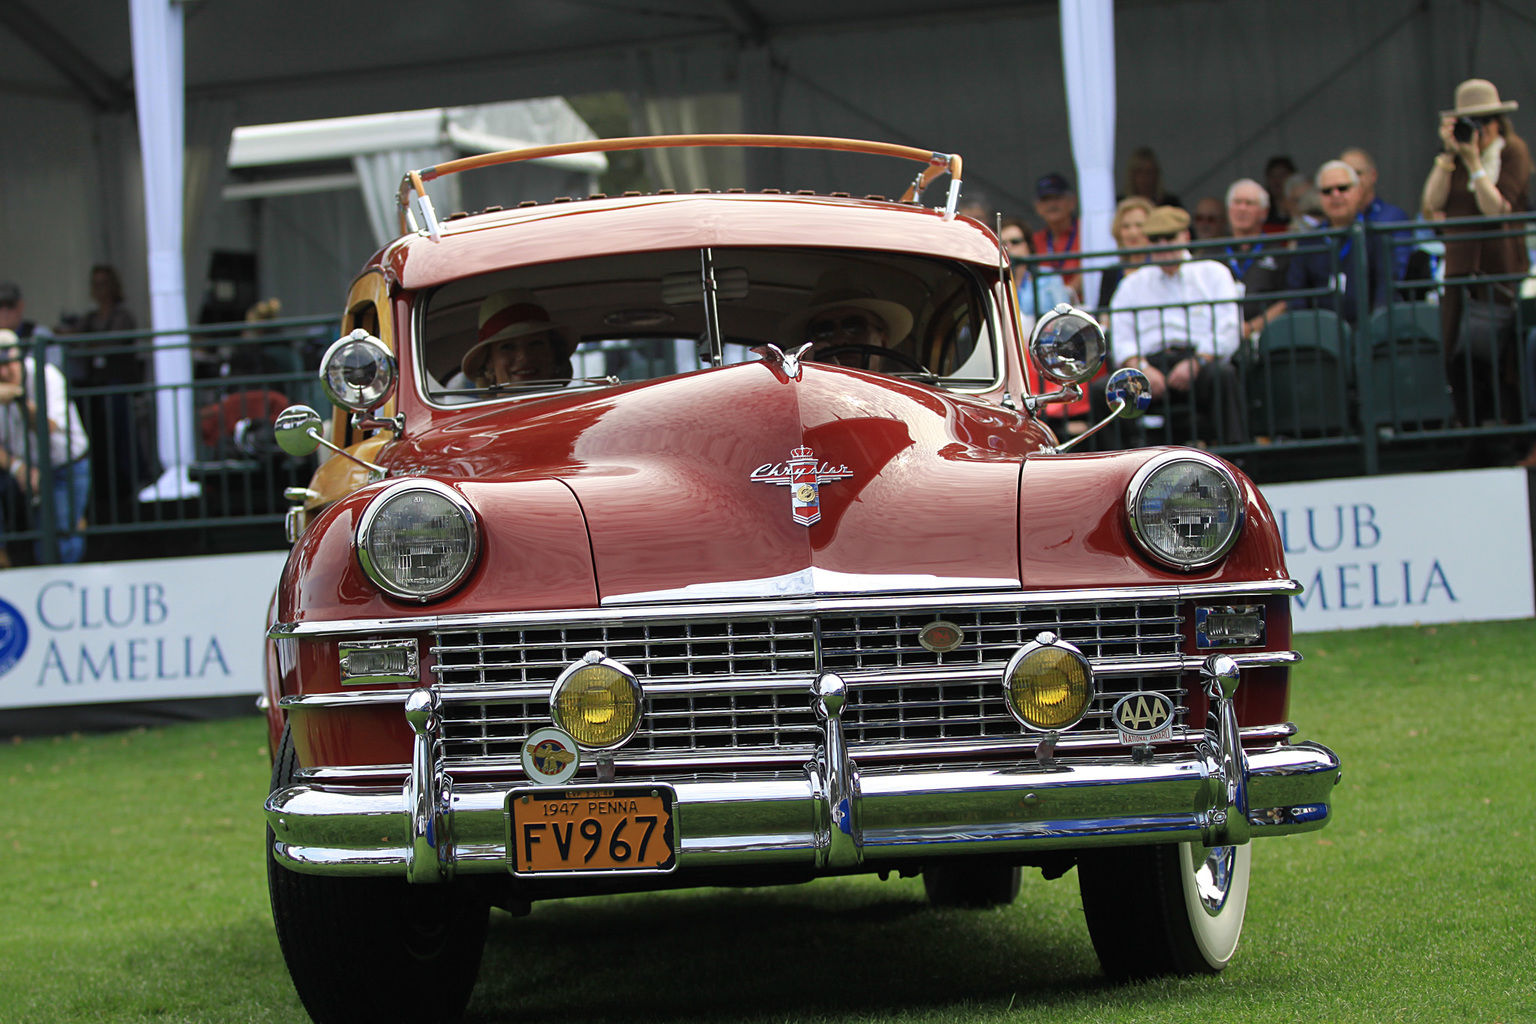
[
  {"left": 266, "top": 726, "right": 489, "bottom": 1024},
  {"left": 1077, "top": 842, "right": 1251, "bottom": 980}
]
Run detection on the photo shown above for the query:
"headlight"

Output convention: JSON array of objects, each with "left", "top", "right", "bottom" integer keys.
[
  {"left": 1126, "top": 451, "right": 1245, "bottom": 570},
  {"left": 355, "top": 480, "right": 478, "bottom": 601},
  {"left": 551, "top": 652, "right": 643, "bottom": 750},
  {"left": 321, "top": 329, "right": 397, "bottom": 412},
  {"left": 1002, "top": 632, "right": 1094, "bottom": 731}
]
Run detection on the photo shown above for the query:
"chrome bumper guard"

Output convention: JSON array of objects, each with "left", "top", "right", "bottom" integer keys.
[{"left": 267, "top": 654, "right": 1340, "bottom": 879}]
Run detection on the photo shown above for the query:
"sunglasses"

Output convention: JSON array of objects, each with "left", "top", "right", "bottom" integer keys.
[
  {"left": 1319, "top": 184, "right": 1355, "bottom": 196},
  {"left": 1145, "top": 233, "right": 1177, "bottom": 244},
  {"left": 809, "top": 315, "right": 878, "bottom": 340},
  {"left": 1000, "top": 235, "right": 1027, "bottom": 246}
]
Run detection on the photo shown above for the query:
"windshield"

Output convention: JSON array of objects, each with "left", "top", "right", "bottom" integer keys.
[{"left": 418, "top": 247, "right": 999, "bottom": 402}]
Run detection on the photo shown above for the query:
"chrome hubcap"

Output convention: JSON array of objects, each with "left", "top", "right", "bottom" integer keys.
[{"left": 1193, "top": 844, "right": 1236, "bottom": 916}]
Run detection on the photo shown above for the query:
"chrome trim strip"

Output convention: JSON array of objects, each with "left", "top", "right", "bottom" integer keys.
[
  {"left": 269, "top": 580, "right": 1302, "bottom": 639},
  {"left": 279, "top": 690, "right": 412, "bottom": 708},
  {"left": 290, "top": 724, "right": 1298, "bottom": 781},
  {"left": 274, "top": 652, "right": 1302, "bottom": 713},
  {"left": 603, "top": 568, "right": 1021, "bottom": 606}
]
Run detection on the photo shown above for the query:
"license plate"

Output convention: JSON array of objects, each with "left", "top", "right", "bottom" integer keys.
[{"left": 508, "top": 785, "right": 676, "bottom": 875}]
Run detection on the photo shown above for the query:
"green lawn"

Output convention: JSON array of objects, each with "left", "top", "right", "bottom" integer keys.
[{"left": 2, "top": 620, "right": 1532, "bottom": 1023}]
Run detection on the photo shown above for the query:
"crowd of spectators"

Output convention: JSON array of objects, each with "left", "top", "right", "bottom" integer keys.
[{"left": 995, "top": 77, "right": 1535, "bottom": 465}]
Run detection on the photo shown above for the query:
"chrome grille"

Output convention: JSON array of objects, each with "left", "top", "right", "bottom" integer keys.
[
  {"left": 844, "top": 674, "right": 1187, "bottom": 746},
  {"left": 819, "top": 602, "right": 1182, "bottom": 671},
  {"left": 435, "top": 689, "right": 822, "bottom": 764},
  {"left": 433, "top": 618, "right": 817, "bottom": 687},
  {"left": 431, "top": 600, "right": 1186, "bottom": 763}
]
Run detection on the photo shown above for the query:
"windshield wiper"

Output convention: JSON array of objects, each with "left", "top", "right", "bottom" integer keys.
[{"left": 443, "top": 375, "right": 621, "bottom": 397}]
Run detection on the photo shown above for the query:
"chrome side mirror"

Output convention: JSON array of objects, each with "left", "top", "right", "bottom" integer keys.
[
  {"left": 273, "top": 404, "right": 390, "bottom": 479},
  {"left": 1046, "top": 367, "right": 1154, "bottom": 455},
  {"left": 1105, "top": 367, "right": 1152, "bottom": 419},
  {"left": 274, "top": 405, "right": 324, "bottom": 457}
]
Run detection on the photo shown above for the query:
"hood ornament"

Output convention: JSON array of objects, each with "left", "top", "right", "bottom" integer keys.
[
  {"left": 750, "top": 445, "right": 853, "bottom": 526},
  {"left": 756, "top": 342, "right": 815, "bottom": 380}
]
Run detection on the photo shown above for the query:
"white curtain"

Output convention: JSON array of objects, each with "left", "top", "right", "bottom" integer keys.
[
  {"left": 1060, "top": 0, "right": 1117, "bottom": 310},
  {"left": 354, "top": 145, "right": 460, "bottom": 251},
  {"left": 129, "top": 0, "right": 198, "bottom": 500}
]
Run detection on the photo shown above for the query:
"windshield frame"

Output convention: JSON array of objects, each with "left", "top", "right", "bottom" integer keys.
[{"left": 410, "top": 246, "right": 1006, "bottom": 410}]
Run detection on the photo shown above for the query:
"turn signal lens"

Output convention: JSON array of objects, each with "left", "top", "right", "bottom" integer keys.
[
  {"left": 550, "top": 653, "right": 642, "bottom": 749},
  {"left": 1003, "top": 632, "right": 1094, "bottom": 732}
]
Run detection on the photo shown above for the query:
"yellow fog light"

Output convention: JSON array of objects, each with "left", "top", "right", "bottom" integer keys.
[
  {"left": 550, "top": 651, "right": 643, "bottom": 750},
  {"left": 1002, "top": 632, "right": 1094, "bottom": 732}
]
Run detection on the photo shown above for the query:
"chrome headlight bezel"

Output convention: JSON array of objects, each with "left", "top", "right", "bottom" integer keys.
[
  {"left": 355, "top": 479, "right": 479, "bottom": 602},
  {"left": 321, "top": 329, "right": 397, "bottom": 413},
  {"left": 1028, "top": 303, "right": 1107, "bottom": 385},
  {"left": 1125, "top": 450, "right": 1246, "bottom": 571}
]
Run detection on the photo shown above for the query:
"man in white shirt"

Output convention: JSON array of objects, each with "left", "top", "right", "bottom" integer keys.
[
  {"left": 0, "top": 330, "right": 91, "bottom": 563},
  {"left": 1108, "top": 206, "right": 1248, "bottom": 445}
]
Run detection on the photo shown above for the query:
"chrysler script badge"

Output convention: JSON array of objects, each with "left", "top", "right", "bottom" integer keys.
[{"left": 751, "top": 445, "right": 853, "bottom": 525}]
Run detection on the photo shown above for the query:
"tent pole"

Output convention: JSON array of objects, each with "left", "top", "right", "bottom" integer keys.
[
  {"left": 130, "top": 0, "right": 200, "bottom": 502},
  {"left": 1061, "top": 0, "right": 1117, "bottom": 311}
]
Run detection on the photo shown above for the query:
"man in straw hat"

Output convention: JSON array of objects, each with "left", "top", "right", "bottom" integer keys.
[
  {"left": 780, "top": 269, "right": 915, "bottom": 373},
  {"left": 1107, "top": 205, "right": 1247, "bottom": 445},
  {"left": 461, "top": 289, "right": 574, "bottom": 388},
  {"left": 1420, "top": 78, "right": 1530, "bottom": 433}
]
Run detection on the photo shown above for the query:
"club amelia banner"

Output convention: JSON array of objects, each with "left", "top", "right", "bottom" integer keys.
[
  {"left": 0, "top": 551, "right": 287, "bottom": 710},
  {"left": 0, "top": 469, "right": 1529, "bottom": 712},
  {"left": 1258, "top": 467, "right": 1534, "bottom": 633}
]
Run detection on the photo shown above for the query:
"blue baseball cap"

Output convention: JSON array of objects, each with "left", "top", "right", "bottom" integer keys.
[{"left": 1036, "top": 173, "right": 1073, "bottom": 198}]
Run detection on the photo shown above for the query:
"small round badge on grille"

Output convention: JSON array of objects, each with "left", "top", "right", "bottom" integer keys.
[
  {"left": 918, "top": 620, "right": 965, "bottom": 653},
  {"left": 521, "top": 726, "right": 581, "bottom": 785}
]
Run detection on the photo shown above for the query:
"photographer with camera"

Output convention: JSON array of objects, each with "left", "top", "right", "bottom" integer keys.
[{"left": 1420, "top": 78, "right": 1530, "bottom": 433}]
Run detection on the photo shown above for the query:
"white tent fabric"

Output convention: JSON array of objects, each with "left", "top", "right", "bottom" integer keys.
[
  {"left": 5, "top": 1, "right": 1536, "bottom": 337},
  {"left": 1061, "top": 0, "right": 1118, "bottom": 310},
  {"left": 230, "top": 99, "right": 607, "bottom": 249},
  {"left": 353, "top": 145, "right": 459, "bottom": 250},
  {"left": 128, "top": 0, "right": 197, "bottom": 501}
]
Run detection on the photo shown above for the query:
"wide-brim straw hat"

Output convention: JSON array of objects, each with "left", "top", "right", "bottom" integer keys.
[
  {"left": 461, "top": 289, "right": 572, "bottom": 381},
  {"left": 778, "top": 270, "right": 914, "bottom": 346},
  {"left": 1441, "top": 78, "right": 1518, "bottom": 119}
]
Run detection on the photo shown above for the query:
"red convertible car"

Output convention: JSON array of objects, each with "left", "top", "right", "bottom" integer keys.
[{"left": 263, "top": 135, "right": 1339, "bottom": 1023}]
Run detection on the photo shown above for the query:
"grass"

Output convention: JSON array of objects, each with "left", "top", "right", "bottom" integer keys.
[{"left": 1, "top": 620, "right": 1532, "bottom": 1023}]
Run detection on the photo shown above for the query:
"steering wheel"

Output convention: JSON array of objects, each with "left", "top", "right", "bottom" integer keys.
[{"left": 812, "top": 343, "right": 933, "bottom": 377}]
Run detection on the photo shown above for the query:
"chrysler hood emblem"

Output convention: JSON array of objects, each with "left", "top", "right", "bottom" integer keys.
[{"left": 750, "top": 445, "right": 853, "bottom": 526}]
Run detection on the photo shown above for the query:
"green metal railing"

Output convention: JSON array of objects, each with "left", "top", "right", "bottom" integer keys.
[
  {"left": 7, "top": 213, "right": 1535, "bottom": 565},
  {"left": 1, "top": 315, "right": 340, "bottom": 566},
  {"left": 1018, "top": 211, "right": 1536, "bottom": 479}
]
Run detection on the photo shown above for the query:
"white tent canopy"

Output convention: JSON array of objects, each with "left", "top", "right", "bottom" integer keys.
[
  {"left": 226, "top": 98, "right": 608, "bottom": 248},
  {"left": 2, "top": 0, "right": 1532, "bottom": 329}
]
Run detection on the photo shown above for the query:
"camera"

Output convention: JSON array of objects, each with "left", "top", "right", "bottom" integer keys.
[{"left": 1452, "top": 116, "right": 1479, "bottom": 144}]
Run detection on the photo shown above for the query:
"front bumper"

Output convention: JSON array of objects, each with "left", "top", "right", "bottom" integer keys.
[{"left": 267, "top": 659, "right": 1341, "bottom": 879}]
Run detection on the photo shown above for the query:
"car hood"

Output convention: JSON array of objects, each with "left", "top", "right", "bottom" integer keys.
[{"left": 396, "top": 362, "right": 1035, "bottom": 605}]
